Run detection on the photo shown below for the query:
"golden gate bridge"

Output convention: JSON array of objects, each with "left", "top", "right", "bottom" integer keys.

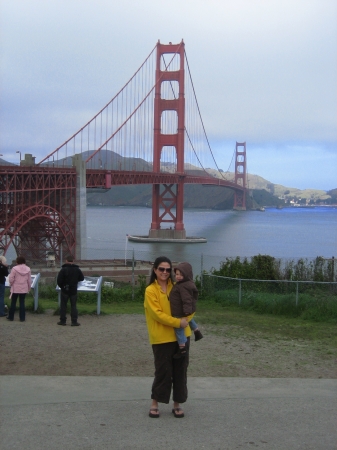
[{"left": 0, "top": 41, "right": 247, "bottom": 263}]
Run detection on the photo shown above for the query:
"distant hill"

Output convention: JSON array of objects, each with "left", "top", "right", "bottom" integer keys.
[
  {"left": 0, "top": 158, "right": 16, "bottom": 166},
  {"left": 246, "top": 173, "right": 331, "bottom": 202},
  {"left": 327, "top": 189, "right": 337, "bottom": 204},
  {"left": 187, "top": 169, "right": 333, "bottom": 203}
]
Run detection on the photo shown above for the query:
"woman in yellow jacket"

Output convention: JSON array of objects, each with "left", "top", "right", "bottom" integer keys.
[{"left": 144, "top": 256, "right": 191, "bottom": 419}]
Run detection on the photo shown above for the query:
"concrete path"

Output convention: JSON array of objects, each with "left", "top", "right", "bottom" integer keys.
[{"left": 1, "top": 376, "right": 336, "bottom": 449}]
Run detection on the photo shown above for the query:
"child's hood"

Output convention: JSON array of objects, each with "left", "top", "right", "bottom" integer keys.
[{"left": 175, "top": 262, "right": 193, "bottom": 281}]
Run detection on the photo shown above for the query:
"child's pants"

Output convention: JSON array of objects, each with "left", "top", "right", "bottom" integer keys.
[{"left": 175, "top": 317, "right": 198, "bottom": 345}]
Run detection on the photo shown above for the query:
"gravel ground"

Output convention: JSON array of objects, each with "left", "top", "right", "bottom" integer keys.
[{"left": 1, "top": 311, "right": 336, "bottom": 378}]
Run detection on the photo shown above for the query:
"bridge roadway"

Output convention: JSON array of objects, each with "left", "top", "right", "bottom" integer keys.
[
  {"left": 86, "top": 169, "right": 244, "bottom": 191},
  {"left": 0, "top": 165, "right": 244, "bottom": 192}
]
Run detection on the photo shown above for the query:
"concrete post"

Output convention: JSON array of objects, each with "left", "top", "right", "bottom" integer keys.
[{"left": 72, "top": 154, "right": 87, "bottom": 259}]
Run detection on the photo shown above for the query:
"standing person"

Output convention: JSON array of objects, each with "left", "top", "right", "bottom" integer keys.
[
  {"left": 170, "top": 262, "right": 203, "bottom": 359},
  {"left": 7, "top": 256, "right": 31, "bottom": 322},
  {"left": 144, "top": 256, "right": 191, "bottom": 419},
  {"left": 0, "top": 256, "right": 9, "bottom": 317},
  {"left": 57, "top": 255, "right": 84, "bottom": 326}
]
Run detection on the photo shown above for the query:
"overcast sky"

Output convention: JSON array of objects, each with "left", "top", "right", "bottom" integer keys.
[{"left": 1, "top": 0, "right": 336, "bottom": 190}]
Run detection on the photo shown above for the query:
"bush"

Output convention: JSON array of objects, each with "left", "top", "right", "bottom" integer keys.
[
  {"left": 212, "top": 255, "right": 281, "bottom": 280},
  {"left": 211, "top": 255, "right": 335, "bottom": 283}
]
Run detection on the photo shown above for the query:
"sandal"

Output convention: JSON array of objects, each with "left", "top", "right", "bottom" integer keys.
[
  {"left": 172, "top": 407, "right": 184, "bottom": 418},
  {"left": 149, "top": 408, "right": 160, "bottom": 418}
]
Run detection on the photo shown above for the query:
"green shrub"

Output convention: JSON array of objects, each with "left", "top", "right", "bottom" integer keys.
[
  {"left": 211, "top": 255, "right": 335, "bottom": 282},
  {"left": 212, "top": 255, "right": 281, "bottom": 280}
]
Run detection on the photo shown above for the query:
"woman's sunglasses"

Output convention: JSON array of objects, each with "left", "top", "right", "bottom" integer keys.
[{"left": 157, "top": 267, "right": 172, "bottom": 273}]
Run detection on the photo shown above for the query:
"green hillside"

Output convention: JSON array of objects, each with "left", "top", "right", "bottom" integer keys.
[{"left": 246, "top": 173, "right": 331, "bottom": 202}]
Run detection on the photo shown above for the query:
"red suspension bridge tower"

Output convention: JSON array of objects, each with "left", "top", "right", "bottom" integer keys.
[
  {"left": 233, "top": 142, "right": 247, "bottom": 210},
  {"left": 149, "top": 41, "right": 186, "bottom": 239}
]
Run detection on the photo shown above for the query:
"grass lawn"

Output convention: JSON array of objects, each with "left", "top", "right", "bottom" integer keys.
[{"left": 30, "top": 298, "right": 337, "bottom": 348}]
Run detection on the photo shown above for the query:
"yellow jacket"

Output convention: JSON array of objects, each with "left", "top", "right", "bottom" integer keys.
[{"left": 144, "top": 279, "right": 192, "bottom": 345}]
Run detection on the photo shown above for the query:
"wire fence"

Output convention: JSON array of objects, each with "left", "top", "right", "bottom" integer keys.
[
  {"left": 97, "top": 250, "right": 337, "bottom": 315},
  {"left": 201, "top": 274, "right": 337, "bottom": 307}
]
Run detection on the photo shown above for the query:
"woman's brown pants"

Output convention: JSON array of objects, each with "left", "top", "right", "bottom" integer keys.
[{"left": 151, "top": 337, "right": 190, "bottom": 404}]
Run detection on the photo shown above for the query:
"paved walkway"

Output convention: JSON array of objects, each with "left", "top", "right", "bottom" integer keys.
[{"left": 1, "top": 376, "right": 336, "bottom": 449}]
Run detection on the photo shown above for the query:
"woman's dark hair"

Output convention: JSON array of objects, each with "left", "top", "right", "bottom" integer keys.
[
  {"left": 148, "top": 256, "right": 173, "bottom": 285},
  {"left": 16, "top": 256, "right": 26, "bottom": 265}
]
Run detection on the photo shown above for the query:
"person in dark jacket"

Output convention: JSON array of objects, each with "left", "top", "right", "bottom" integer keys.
[
  {"left": 57, "top": 255, "right": 84, "bottom": 326},
  {"left": 169, "top": 262, "right": 203, "bottom": 358},
  {"left": 0, "top": 256, "right": 9, "bottom": 317}
]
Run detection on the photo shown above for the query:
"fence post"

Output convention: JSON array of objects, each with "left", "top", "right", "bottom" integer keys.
[
  {"left": 332, "top": 256, "right": 335, "bottom": 282},
  {"left": 296, "top": 281, "right": 299, "bottom": 306},
  {"left": 200, "top": 253, "right": 203, "bottom": 292},
  {"left": 239, "top": 279, "right": 242, "bottom": 305},
  {"left": 132, "top": 250, "right": 135, "bottom": 301}
]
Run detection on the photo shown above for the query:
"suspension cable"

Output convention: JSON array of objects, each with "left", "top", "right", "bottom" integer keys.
[
  {"left": 161, "top": 54, "right": 209, "bottom": 175},
  {"left": 87, "top": 47, "right": 183, "bottom": 163},
  {"left": 184, "top": 51, "right": 229, "bottom": 181},
  {"left": 38, "top": 43, "right": 158, "bottom": 165}
]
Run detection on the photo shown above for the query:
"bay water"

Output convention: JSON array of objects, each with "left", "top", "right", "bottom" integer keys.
[{"left": 86, "top": 206, "right": 337, "bottom": 275}]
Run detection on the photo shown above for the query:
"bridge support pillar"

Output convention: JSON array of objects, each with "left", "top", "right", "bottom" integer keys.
[
  {"left": 148, "top": 228, "right": 186, "bottom": 240},
  {"left": 72, "top": 155, "right": 87, "bottom": 259},
  {"left": 233, "top": 142, "right": 247, "bottom": 210},
  {"left": 149, "top": 181, "right": 186, "bottom": 239}
]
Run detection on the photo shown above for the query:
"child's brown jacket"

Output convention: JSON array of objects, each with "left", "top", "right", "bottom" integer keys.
[{"left": 169, "top": 262, "right": 198, "bottom": 317}]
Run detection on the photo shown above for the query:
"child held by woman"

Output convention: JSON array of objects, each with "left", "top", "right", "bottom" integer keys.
[{"left": 169, "top": 262, "right": 203, "bottom": 358}]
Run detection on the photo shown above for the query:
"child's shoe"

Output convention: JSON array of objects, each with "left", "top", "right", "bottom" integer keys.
[
  {"left": 173, "top": 346, "right": 187, "bottom": 359},
  {"left": 194, "top": 330, "right": 203, "bottom": 341}
]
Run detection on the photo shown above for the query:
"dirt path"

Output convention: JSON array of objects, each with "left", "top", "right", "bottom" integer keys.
[{"left": 1, "top": 311, "right": 335, "bottom": 378}]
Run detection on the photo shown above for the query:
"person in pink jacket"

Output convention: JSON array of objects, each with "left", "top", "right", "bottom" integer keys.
[{"left": 7, "top": 256, "right": 32, "bottom": 322}]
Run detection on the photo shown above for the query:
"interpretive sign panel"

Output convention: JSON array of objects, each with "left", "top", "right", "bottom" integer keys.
[{"left": 56, "top": 276, "right": 103, "bottom": 315}]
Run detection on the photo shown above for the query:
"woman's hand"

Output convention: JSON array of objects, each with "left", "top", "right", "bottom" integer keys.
[{"left": 180, "top": 318, "right": 188, "bottom": 328}]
